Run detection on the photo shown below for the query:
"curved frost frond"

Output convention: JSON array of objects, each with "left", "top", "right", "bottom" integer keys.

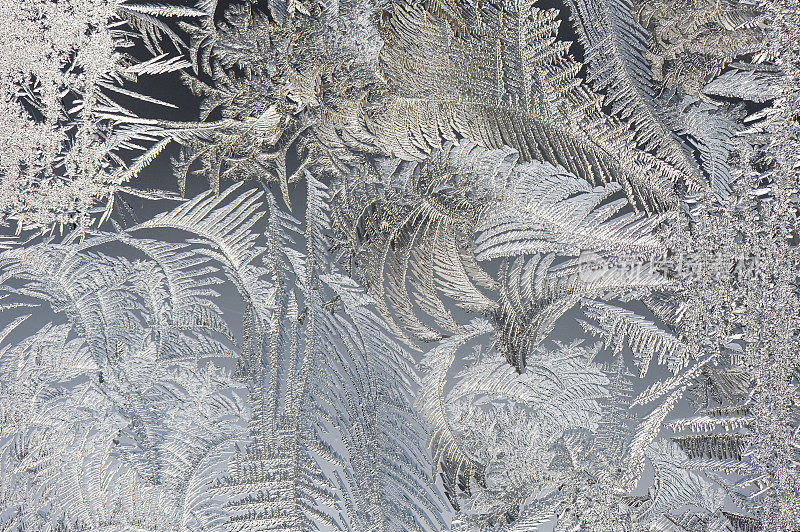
[
  {"left": 580, "top": 299, "right": 690, "bottom": 375},
  {"left": 495, "top": 252, "right": 672, "bottom": 370},
  {"left": 450, "top": 342, "right": 609, "bottom": 433},
  {"left": 566, "top": 0, "right": 704, "bottom": 190},
  {"left": 474, "top": 156, "right": 670, "bottom": 261},
  {"left": 416, "top": 319, "right": 495, "bottom": 504}
]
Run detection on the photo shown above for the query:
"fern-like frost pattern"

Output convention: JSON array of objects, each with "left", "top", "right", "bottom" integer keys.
[{"left": 1, "top": 0, "right": 798, "bottom": 529}]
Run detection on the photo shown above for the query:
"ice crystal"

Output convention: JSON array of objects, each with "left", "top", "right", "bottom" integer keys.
[{"left": 1, "top": 0, "right": 798, "bottom": 529}]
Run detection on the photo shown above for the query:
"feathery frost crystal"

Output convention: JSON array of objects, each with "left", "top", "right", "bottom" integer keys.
[{"left": 1, "top": 0, "right": 798, "bottom": 529}]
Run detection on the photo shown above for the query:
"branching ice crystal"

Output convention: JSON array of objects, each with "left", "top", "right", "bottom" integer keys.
[{"left": 1, "top": 0, "right": 798, "bottom": 529}]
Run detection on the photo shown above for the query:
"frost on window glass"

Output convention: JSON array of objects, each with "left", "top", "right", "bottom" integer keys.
[{"left": 0, "top": 0, "right": 798, "bottom": 530}]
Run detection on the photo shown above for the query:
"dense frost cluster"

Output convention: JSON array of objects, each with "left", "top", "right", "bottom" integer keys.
[{"left": 0, "top": 0, "right": 798, "bottom": 529}]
